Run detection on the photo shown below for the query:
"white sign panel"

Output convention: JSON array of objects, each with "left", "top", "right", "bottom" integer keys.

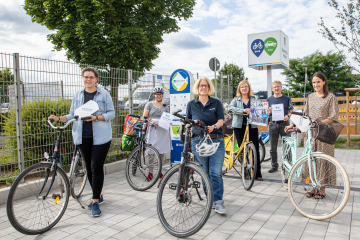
[{"left": 248, "top": 30, "right": 289, "bottom": 70}]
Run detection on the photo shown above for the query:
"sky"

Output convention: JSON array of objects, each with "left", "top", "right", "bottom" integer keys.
[{"left": 0, "top": 0, "right": 350, "bottom": 92}]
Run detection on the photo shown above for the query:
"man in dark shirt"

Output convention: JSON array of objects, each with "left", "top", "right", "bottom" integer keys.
[{"left": 266, "top": 81, "right": 294, "bottom": 173}]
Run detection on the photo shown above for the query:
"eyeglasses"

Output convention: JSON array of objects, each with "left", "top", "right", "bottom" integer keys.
[
  {"left": 272, "top": 86, "right": 281, "bottom": 89},
  {"left": 83, "top": 76, "right": 96, "bottom": 80},
  {"left": 199, "top": 85, "right": 209, "bottom": 88}
]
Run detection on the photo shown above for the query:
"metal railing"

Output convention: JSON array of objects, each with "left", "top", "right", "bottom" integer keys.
[{"left": 0, "top": 52, "right": 233, "bottom": 182}]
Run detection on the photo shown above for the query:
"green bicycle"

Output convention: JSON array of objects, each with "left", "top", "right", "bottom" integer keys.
[{"left": 281, "top": 112, "right": 350, "bottom": 220}]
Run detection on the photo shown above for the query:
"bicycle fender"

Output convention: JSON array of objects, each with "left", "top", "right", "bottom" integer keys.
[{"left": 157, "top": 163, "right": 180, "bottom": 188}]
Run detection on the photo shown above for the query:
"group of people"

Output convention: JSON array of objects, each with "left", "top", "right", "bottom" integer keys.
[{"left": 48, "top": 67, "right": 339, "bottom": 217}]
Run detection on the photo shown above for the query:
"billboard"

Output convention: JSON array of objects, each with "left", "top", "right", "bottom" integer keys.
[{"left": 248, "top": 30, "right": 289, "bottom": 70}]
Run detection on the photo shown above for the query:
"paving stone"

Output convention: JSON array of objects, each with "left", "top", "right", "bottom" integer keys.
[
  {"left": 252, "top": 227, "right": 281, "bottom": 240},
  {"left": 278, "top": 225, "right": 305, "bottom": 240},
  {"left": 215, "top": 220, "right": 240, "bottom": 234},
  {"left": 303, "top": 222, "right": 328, "bottom": 238},
  {"left": 203, "top": 230, "right": 230, "bottom": 240}
]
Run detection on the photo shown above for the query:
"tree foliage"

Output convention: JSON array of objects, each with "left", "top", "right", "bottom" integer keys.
[
  {"left": 282, "top": 51, "right": 355, "bottom": 98},
  {"left": 215, "top": 63, "right": 247, "bottom": 98},
  {"left": 0, "top": 69, "right": 15, "bottom": 103},
  {"left": 319, "top": 0, "right": 360, "bottom": 82}
]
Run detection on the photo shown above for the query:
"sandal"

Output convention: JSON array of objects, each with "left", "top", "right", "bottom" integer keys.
[
  {"left": 314, "top": 193, "right": 326, "bottom": 199},
  {"left": 305, "top": 192, "right": 315, "bottom": 198}
]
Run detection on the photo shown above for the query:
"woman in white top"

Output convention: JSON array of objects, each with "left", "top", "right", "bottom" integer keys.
[{"left": 143, "top": 87, "right": 172, "bottom": 181}]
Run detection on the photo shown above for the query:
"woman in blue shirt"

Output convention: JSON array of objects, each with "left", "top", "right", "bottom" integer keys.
[
  {"left": 48, "top": 67, "right": 115, "bottom": 217},
  {"left": 228, "top": 80, "right": 263, "bottom": 181},
  {"left": 186, "top": 77, "right": 226, "bottom": 215}
]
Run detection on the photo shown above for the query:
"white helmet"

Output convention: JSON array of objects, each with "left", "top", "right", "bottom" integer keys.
[{"left": 196, "top": 133, "right": 220, "bottom": 157}]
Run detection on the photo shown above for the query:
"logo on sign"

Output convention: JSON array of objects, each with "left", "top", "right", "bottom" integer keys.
[
  {"left": 251, "top": 39, "right": 264, "bottom": 57},
  {"left": 264, "top": 37, "right": 277, "bottom": 56},
  {"left": 171, "top": 70, "right": 189, "bottom": 91}
]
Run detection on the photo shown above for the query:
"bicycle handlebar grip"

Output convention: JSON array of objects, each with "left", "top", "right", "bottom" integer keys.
[
  {"left": 49, "top": 119, "right": 54, "bottom": 123},
  {"left": 291, "top": 111, "right": 304, "bottom": 116},
  {"left": 81, "top": 116, "right": 92, "bottom": 120},
  {"left": 129, "top": 114, "right": 141, "bottom": 118},
  {"left": 172, "top": 111, "right": 184, "bottom": 119}
]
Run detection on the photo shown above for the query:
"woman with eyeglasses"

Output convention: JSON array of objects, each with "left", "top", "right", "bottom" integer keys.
[
  {"left": 228, "top": 80, "right": 263, "bottom": 181},
  {"left": 48, "top": 67, "right": 115, "bottom": 217},
  {"left": 186, "top": 77, "right": 226, "bottom": 215},
  {"left": 142, "top": 87, "right": 172, "bottom": 181}
]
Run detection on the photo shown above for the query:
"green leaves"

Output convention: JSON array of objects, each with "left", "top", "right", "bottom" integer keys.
[{"left": 281, "top": 51, "right": 355, "bottom": 98}]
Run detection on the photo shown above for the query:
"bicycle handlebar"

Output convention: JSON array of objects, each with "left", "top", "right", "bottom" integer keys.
[
  {"left": 172, "top": 110, "right": 209, "bottom": 132},
  {"left": 47, "top": 115, "right": 92, "bottom": 130}
]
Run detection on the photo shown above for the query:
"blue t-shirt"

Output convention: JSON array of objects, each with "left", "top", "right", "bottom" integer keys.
[
  {"left": 243, "top": 100, "right": 250, "bottom": 125},
  {"left": 186, "top": 96, "right": 224, "bottom": 136},
  {"left": 266, "top": 95, "right": 294, "bottom": 121}
]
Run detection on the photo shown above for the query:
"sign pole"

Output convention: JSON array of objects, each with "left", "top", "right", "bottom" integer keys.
[
  {"left": 267, "top": 66, "right": 272, "bottom": 98},
  {"left": 214, "top": 57, "right": 217, "bottom": 98}
]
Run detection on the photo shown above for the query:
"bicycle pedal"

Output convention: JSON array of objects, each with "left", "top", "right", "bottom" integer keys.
[
  {"left": 169, "top": 183, "right": 176, "bottom": 190},
  {"left": 191, "top": 181, "right": 201, "bottom": 189},
  {"left": 52, "top": 194, "right": 62, "bottom": 199}
]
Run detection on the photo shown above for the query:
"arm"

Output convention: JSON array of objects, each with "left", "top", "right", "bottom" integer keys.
[
  {"left": 228, "top": 98, "right": 244, "bottom": 113},
  {"left": 208, "top": 100, "right": 224, "bottom": 133},
  {"left": 100, "top": 92, "right": 115, "bottom": 121},
  {"left": 323, "top": 94, "right": 339, "bottom": 124}
]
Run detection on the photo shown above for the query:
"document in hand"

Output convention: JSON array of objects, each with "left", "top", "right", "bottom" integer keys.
[
  {"left": 290, "top": 111, "right": 311, "bottom": 132},
  {"left": 158, "top": 112, "right": 174, "bottom": 130}
]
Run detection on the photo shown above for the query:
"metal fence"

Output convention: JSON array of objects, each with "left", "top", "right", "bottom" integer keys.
[{"left": 0, "top": 52, "right": 233, "bottom": 183}]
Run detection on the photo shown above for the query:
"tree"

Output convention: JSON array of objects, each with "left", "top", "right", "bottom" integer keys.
[
  {"left": 215, "top": 63, "right": 247, "bottom": 98},
  {"left": 0, "top": 69, "right": 15, "bottom": 103},
  {"left": 24, "top": 0, "right": 196, "bottom": 128},
  {"left": 282, "top": 51, "right": 355, "bottom": 98},
  {"left": 319, "top": 0, "right": 360, "bottom": 82}
]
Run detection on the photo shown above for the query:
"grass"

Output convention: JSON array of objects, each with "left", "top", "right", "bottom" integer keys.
[{"left": 335, "top": 137, "right": 360, "bottom": 149}]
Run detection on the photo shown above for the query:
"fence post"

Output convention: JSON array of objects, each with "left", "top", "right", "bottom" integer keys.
[
  {"left": 13, "top": 53, "right": 24, "bottom": 172},
  {"left": 220, "top": 72, "right": 223, "bottom": 103},
  {"left": 227, "top": 74, "right": 230, "bottom": 103},
  {"left": 128, "top": 70, "right": 133, "bottom": 115},
  {"left": 61, "top": 80, "right": 64, "bottom": 99}
]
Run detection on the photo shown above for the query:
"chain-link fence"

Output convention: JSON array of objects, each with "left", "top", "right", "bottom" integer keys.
[{"left": 0, "top": 52, "right": 232, "bottom": 184}]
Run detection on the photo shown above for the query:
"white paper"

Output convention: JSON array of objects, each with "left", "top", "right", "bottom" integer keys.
[
  {"left": 74, "top": 100, "right": 99, "bottom": 118},
  {"left": 158, "top": 112, "right": 173, "bottom": 130},
  {"left": 272, "top": 104, "right": 284, "bottom": 121},
  {"left": 290, "top": 111, "right": 311, "bottom": 132}
]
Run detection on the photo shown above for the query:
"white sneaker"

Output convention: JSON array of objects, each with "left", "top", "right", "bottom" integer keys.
[{"left": 215, "top": 202, "right": 227, "bottom": 215}]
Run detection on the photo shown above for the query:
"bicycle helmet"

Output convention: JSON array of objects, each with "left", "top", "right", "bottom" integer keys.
[
  {"left": 153, "top": 87, "right": 164, "bottom": 94},
  {"left": 196, "top": 133, "right": 220, "bottom": 157}
]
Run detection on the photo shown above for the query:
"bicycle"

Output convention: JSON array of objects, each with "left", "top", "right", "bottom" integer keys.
[
  {"left": 252, "top": 42, "right": 263, "bottom": 49},
  {"left": 157, "top": 110, "right": 213, "bottom": 238},
  {"left": 7, "top": 116, "right": 90, "bottom": 235},
  {"left": 258, "top": 132, "right": 271, "bottom": 163},
  {"left": 222, "top": 111, "right": 257, "bottom": 190},
  {"left": 125, "top": 117, "right": 162, "bottom": 191},
  {"left": 281, "top": 112, "right": 350, "bottom": 220}
]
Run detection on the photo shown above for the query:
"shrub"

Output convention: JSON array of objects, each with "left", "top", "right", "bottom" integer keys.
[{"left": 3, "top": 98, "right": 73, "bottom": 167}]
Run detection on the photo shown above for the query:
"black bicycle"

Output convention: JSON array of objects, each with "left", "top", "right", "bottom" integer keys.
[
  {"left": 7, "top": 116, "right": 90, "bottom": 235},
  {"left": 125, "top": 116, "right": 161, "bottom": 191},
  {"left": 157, "top": 110, "right": 213, "bottom": 238}
]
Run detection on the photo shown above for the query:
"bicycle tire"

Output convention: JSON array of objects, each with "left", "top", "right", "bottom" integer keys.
[
  {"left": 281, "top": 141, "right": 292, "bottom": 189},
  {"left": 288, "top": 154, "right": 350, "bottom": 220},
  {"left": 7, "top": 162, "right": 70, "bottom": 235},
  {"left": 70, "top": 151, "right": 87, "bottom": 199},
  {"left": 126, "top": 145, "right": 162, "bottom": 191},
  {"left": 157, "top": 163, "right": 213, "bottom": 238},
  {"left": 241, "top": 143, "right": 257, "bottom": 190},
  {"left": 259, "top": 140, "right": 266, "bottom": 163}
]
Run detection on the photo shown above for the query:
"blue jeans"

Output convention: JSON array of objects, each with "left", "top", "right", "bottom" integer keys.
[{"left": 191, "top": 137, "right": 225, "bottom": 203}]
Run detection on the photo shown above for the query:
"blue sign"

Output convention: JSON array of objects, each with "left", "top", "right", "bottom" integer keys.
[
  {"left": 170, "top": 69, "right": 191, "bottom": 94},
  {"left": 251, "top": 39, "right": 264, "bottom": 57},
  {"left": 157, "top": 75, "right": 162, "bottom": 80}
]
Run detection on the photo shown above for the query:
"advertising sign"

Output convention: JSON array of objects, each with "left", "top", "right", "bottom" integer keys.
[
  {"left": 169, "top": 69, "right": 194, "bottom": 166},
  {"left": 248, "top": 30, "right": 289, "bottom": 70}
]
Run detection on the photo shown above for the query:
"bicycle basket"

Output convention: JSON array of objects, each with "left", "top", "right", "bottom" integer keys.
[
  {"left": 314, "top": 118, "right": 344, "bottom": 145},
  {"left": 124, "top": 116, "right": 144, "bottom": 136},
  {"left": 223, "top": 113, "right": 234, "bottom": 135}
]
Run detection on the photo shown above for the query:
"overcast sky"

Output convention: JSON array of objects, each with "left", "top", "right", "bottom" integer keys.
[{"left": 0, "top": 0, "right": 349, "bottom": 91}]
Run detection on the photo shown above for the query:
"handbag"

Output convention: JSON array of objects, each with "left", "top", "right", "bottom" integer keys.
[{"left": 307, "top": 96, "right": 343, "bottom": 145}]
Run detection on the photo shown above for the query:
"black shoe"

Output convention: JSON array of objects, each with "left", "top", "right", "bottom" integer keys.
[{"left": 268, "top": 168, "right": 278, "bottom": 173}]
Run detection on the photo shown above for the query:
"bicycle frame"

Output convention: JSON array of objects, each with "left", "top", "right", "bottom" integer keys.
[{"left": 282, "top": 118, "right": 324, "bottom": 187}]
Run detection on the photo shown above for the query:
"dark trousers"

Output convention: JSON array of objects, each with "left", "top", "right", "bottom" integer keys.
[
  {"left": 234, "top": 127, "right": 262, "bottom": 178},
  {"left": 268, "top": 121, "right": 290, "bottom": 169},
  {"left": 78, "top": 138, "right": 111, "bottom": 199}
]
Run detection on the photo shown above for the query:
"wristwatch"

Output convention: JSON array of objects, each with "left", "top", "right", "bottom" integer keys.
[
  {"left": 213, "top": 125, "right": 217, "bottom": 130},
  {"left": 95, "top": 116, "right": 99, "bottom": 121}
]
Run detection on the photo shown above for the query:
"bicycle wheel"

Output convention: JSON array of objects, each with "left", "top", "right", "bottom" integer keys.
[
  {"left": 7, "top": 162, "right": 70, "bottom": 235},
  {"left": 241, "top": 143, "right": 257, "bottom": 190},
  {"left": 70, "top": 151, "right": 87, "bottom": 199},
  {"left": 259, "top": 139, "right": 266, "bottom": 163},
  {"left": 126, "top": 145, "right": 162, "bottom": 191},
  {"left": 281, "top": 141, "right": 292, "bottom": 189},
  {"left": 157, "top": 163, "right": 213, "bottom": 238},
  {"left": 288, "top": 154, "right": 350, "bottom": 220}
]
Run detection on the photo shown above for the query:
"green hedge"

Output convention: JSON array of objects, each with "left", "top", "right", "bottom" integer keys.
[{"left": 2, "top": 98, "right": 72, "bottom": 166}]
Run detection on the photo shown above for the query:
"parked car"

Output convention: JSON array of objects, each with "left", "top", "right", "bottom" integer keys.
[
  {"left": 118, "top": 100, "right": 125, "bottom": 110},
  {"left": 265, "top": 41, "right": 277, "bottom": 48},
  {"left": 1, "top": 103, "right": 11, "bottom": 113}
]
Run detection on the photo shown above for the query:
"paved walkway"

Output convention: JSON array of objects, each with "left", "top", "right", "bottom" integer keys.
[{"left": 0, "top": 147, "right": 359, "bottom": 240}]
